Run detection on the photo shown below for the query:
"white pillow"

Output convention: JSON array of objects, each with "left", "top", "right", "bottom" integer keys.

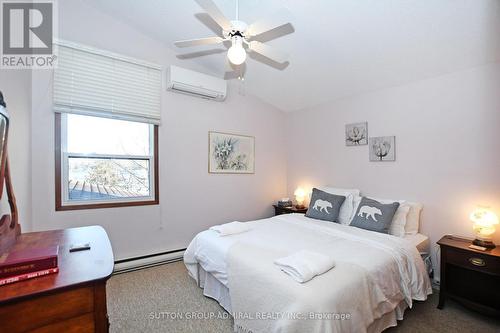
[
  {"left": 351, "top": 195, "right": 362, "bottom": 221},
  {"left": 389, "top": 205, "right": 411, "bottom": 237},
  {"left": 404, "top": 202, "right": 423, "bottom": 235},
  {"left": 318, "top": 186, "right": 360, "bottom": 225},
  {"left": 351, "top": 196, "right": 411, "bottom": 237}
]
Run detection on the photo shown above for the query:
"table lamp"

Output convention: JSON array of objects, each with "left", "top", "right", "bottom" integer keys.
[
  {"left": 470, "top": 206, "right": 499, "bottom": 249},
  {"left": 294, "top": 187, "right": 306, "bottom": 209}
]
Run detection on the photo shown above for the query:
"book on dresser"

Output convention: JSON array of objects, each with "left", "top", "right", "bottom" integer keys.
[
  {"left": 0, "top": 267, "right": 59, "bottom": 286},
  {"left": 0, "top": 245, "right": 59, "bottom": 279}
]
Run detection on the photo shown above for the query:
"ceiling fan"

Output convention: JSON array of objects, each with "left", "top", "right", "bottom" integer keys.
[{"left": 174, "top": 0, "right": 294, "bottom": 76}]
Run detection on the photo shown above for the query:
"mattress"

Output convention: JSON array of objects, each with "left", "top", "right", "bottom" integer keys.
[
  {"left": 404, "top": 233, "right": 430, "bottom": 253},
  {"left": 188, "top": 215, "right": 430, "bottom": 286}
]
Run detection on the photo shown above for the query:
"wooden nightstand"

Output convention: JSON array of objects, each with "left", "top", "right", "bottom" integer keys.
[
  {"left": 437, "top": 235, "right": 500, "bottom": 316},
  {"left": 273, "top": 204, "right": 308, "bottom": 216}
]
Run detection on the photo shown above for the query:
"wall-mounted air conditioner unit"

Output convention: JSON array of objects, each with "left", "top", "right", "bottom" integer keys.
[{"left": 166, "top": 65, "right": 227, "bottom": 101}]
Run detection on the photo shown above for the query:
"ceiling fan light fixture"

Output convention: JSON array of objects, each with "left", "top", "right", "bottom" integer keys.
[
  {"left": 175, "top": 0, "right": 293, "bottom": 79},
  {"left": 227, "top": 36, "right": 246, "bottom": 65}
]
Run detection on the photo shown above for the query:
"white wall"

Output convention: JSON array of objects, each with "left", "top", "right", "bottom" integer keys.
[
  {"left": 0, "top": 70, "right": 32, "bottom": 232},
  {"left": 30, "top": 0, "right": 287, "bottom": 260},
  {"left": 286, "top": 62, "right": 500, "bottom": 278},
  {"left": 9, "top": 0, "right": 499, "bottom": 277}
]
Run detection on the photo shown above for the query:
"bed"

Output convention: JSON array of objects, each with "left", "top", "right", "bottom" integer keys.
[{"left": 184, "top": 213, "right": 432, "bottom": 333}]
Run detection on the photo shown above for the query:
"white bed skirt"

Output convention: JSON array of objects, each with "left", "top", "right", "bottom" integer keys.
[
  {"left": 198, "top": 264, "right": 233, "bottom": 312},
  {"left": 195, "top": 264, "right": 409, "bottom": 333}
]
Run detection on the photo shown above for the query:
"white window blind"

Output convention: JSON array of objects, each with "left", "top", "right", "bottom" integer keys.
[{"left": 53, "top": 41, "right": 162, "bottom": 124}]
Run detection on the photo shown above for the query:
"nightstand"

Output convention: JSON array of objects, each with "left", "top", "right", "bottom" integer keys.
[
  {"left": 437, "top": 235, "right": 500, "bottom": 316},
  {"left": 273, "top": 205, "right": 308, "bottom": 216}
]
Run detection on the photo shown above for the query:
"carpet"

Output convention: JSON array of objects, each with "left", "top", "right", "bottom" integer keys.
[{"left": 107, "top": 261, "right": 500, "bottom": 333}]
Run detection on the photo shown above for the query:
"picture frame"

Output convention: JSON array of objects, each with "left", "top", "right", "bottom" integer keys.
[
  {"left": 369, "top": 136, "right": 396, "bottom": 161},
  {"left": 209, "top": 131, "right": 255, "bottom": 174},
  {"left": 345, "top": 122, "right": 368, "bottom": 146}
]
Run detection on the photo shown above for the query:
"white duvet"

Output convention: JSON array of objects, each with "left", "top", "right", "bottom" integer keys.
[{"left": 184, "top": 214, "right": 432, "bottom": 333}]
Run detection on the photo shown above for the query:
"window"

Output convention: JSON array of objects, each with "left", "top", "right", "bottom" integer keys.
[
  {"left": 55, "top": 113, "right": 159, "bottom": 210},
  {"left": 52, "top": 41, "right": 161, "bottom": 210}
]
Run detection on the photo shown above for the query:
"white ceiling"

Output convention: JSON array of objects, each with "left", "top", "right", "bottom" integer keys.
[{"left": 87, "top": 0, "right": 500, "bottom": 112}]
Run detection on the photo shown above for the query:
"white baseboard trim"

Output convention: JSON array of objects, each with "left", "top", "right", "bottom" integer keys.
[{"left": 113, "top": 249, "right": 185, "bottom": 274}]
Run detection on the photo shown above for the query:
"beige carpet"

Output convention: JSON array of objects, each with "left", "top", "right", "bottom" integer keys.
[{"left": 107, "top": 261, "right": 500, "bottom": 333}]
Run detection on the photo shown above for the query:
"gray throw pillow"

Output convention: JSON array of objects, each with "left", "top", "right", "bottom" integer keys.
[
  {"left": 350, "top": 197, "right": 400, "bottom": 234},
  {"left": 305, "top": 188, "right": 346, "bottom": 222}
]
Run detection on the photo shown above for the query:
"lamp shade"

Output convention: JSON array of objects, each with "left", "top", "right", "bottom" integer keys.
[
  {"left": 470, "top": 207, "right": 499, "bottom": 227},
  {"left": 470, "top": 207, "right": 498, "bottom": 248},
  {"left": 294, "top": 187, "right": 306, "bottom": 206},
  {"left": 227, "top": 36, "right": 247, "bottom": 65},
  {"left": 294, "top": 187, "right": 305, "bottom": 198}
]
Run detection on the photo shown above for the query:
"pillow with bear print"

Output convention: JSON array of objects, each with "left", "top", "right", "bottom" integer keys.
[
  {"left": 350, "top": 197, "right": 400, "bottom": 234},
  {"left": 305, "top": 188, "right": 346, "bottom": 222}
]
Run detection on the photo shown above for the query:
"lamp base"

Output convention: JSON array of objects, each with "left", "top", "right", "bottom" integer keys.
[
  {"left": 295, "top": 204, "right": 306, "bottom": 210},
  {"left": 472, "top": 239, "right": 496, "bottom": 249}
]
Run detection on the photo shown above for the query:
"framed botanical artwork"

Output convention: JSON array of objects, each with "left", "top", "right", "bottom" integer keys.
[
  {"left": 369, "top": 136, "right": 396, "bottom": 161},
  {"left": 345, "top": 122, "right": 368, "bottom": 146},
  {"left": 209, "top": 131, "right": 255, "bottom": 174}
]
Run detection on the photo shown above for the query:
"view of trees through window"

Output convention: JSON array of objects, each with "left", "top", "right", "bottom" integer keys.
[{"left": 65, "top": 114, "right": 153, "bottom": 201}]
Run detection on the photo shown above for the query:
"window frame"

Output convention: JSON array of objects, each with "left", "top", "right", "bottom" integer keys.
[{"left": 55, "top": 113, "right": 159, "bottom": 211}]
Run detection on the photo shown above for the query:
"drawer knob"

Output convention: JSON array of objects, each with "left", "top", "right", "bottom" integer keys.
[{"left": 469, "top": 257, "right": 486, "bottom": 267}]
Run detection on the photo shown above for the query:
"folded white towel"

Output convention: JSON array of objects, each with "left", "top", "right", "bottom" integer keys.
[
  {"left": 274, "top": 250, "right": 335, "bottom": 283},
  {"left": 209, "top": 221, "right": 252, "bottom": 236}
]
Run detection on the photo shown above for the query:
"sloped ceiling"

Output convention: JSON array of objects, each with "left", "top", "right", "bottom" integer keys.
[{"left": 87, "top": 0, "right": 500, "bottom": 112}]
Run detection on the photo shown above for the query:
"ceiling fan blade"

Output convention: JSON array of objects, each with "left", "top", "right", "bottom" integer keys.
[
  {"left": 177, "top": 48, "right": 226, "bottom": 59},
  {"left": 195, "top": 13, "right": 224, "bottom": 37},
  {"left": 247, "top": 9, "right": 292, "bottom": 37},
  {"left": 250, "top": 22, "right": 295, "bottom": 43},
  {"left": 248, "top": 41, "right": 288, "bottom": 64},
  {"left": 194, "top": 0, "right": 232, "bottom": 32},
  {"left": 174, "top": 36, "right": 224, "bottom": 48}
]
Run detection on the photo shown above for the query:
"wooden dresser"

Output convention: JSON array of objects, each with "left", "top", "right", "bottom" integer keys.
[
  {"left": 437, "top": 235, "right": 500, "bottom": 316},
  {"left": 0, "top": 226, "right": 114, "bottom": 332}
]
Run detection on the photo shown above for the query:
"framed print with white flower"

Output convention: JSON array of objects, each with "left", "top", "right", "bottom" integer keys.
[
  {"left": 209, "top": 131, "right": 255, "bottom": 174},
  {"left": 346, "top": 122, "right": 368, "bottom": 146},
  {"left": 369, "top": 136, "right": 396, "bottom": 161}
]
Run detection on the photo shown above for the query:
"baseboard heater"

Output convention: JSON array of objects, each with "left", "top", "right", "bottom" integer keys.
[{"left": 113, "top": 248, "right": 186, "bottom": 274}]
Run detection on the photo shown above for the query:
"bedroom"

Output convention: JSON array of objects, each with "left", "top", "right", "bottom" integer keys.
[{"left": 0, "top": 0, "right": 499, "bottom": 332}]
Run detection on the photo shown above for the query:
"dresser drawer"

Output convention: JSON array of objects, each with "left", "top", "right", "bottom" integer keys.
[
  {"left": 0, "top": 286, "right": 94, "bottom": 333},
  {"left": 28, "top": 313, "right": 95, "bottom": 333},
  {"left": 446, "top": 248, "right": 500, "bottom": 275}
]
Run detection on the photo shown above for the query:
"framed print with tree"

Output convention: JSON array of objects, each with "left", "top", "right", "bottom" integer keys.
[
  {"left": 346, "top": 122, "right": 368, "bottom": 146},
  {"left": 209, "top": 131, "right": 255, "bottom": 174},
  {"left": 369, "top": 136, "right": 396, "bottom": 161}
]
